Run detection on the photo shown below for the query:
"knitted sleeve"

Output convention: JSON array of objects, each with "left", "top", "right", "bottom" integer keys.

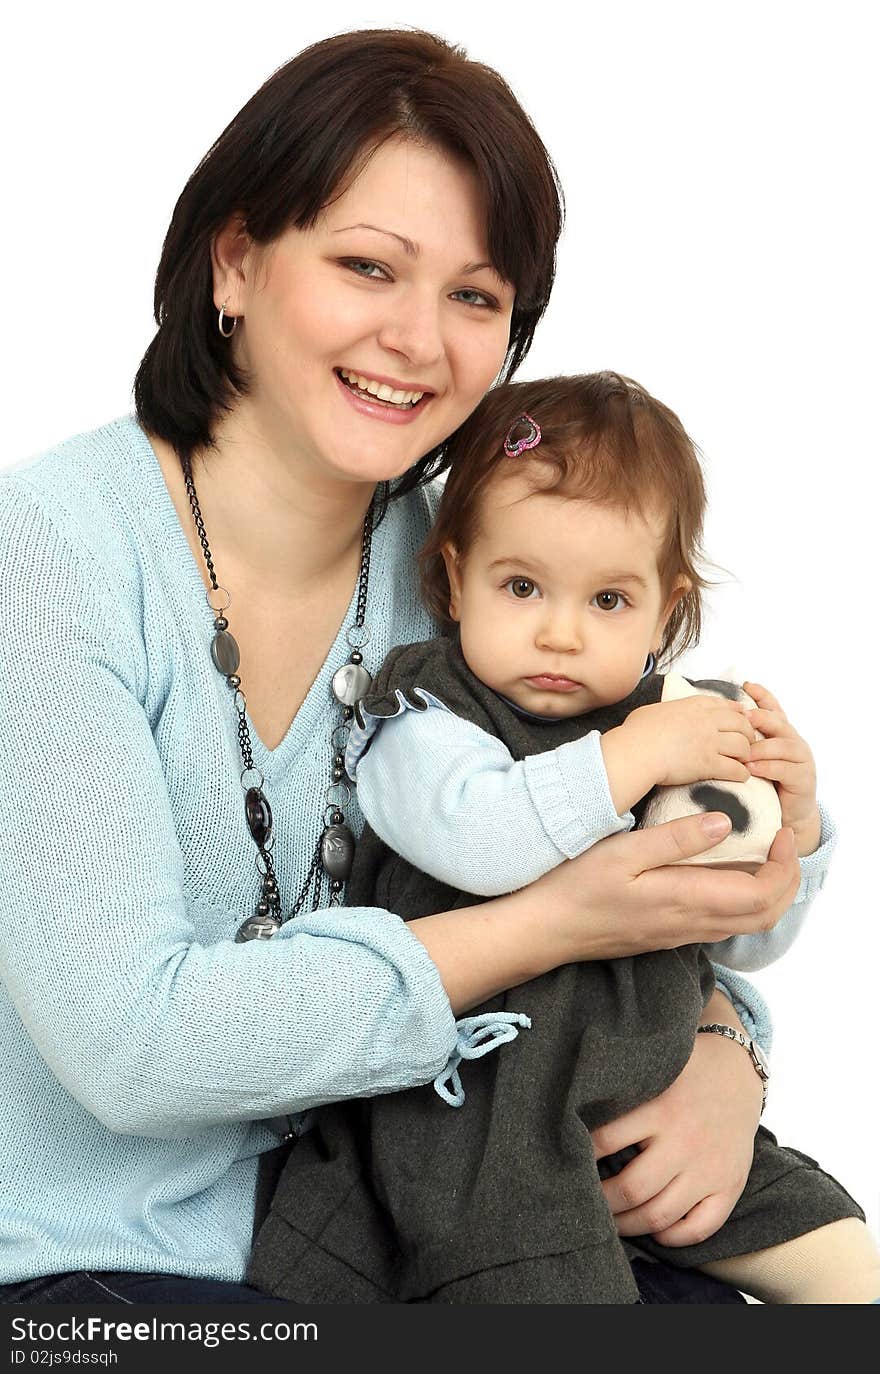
[
  {"left": 353, "top": 700, "right": 633, "bottom": 896},
  {"left": 354, "top": 691, "right": 835, "bottom": 974},
  {"left": 705, "top": 802, "right": 837, "bottom": 974},
  {"left": 711, "top": 969, "right": 773, "bottom": 1052},
  {"left": 0, "top": 480, "right": 457, "bottom": 1137}
]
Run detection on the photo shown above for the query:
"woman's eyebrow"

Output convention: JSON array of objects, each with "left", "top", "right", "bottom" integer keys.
[
  {"left": 334, "top": 222, "right": 419, "bottom": 255},
  {"left": 332, "top": 223, "right": 503, "bottom": 279}
]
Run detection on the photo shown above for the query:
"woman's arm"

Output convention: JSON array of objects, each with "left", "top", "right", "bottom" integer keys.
[
  {"left": 592, "top": 987, "right": 765, "bottom": 1245},
  {"left": 359, "top": 702, "right": 824, "bottom": 977},
  {"left": 0, "top": 479, "right": 461, "bottom": 1136},
  {"left": 411, "top": 818, "right": 801, "bottom": 1013}
]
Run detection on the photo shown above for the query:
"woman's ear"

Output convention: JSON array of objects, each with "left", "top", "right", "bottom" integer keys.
[
  {"left": 211, "top": 214, "right": 252, "bottom": 316},
  {"left": 440, "top": 543, "right": 464, "bottom": 622}
]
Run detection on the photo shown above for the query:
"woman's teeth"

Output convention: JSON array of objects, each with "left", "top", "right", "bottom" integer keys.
[{"left": 337, "top": 369, "right": 425, "bottom": 409}]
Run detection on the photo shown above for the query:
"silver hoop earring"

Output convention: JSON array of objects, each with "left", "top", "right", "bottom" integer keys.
[
  {"left": 218, "top": 302, "right": 237, "bottom": 338},
  {"left": 640, "top": 651, "right": 656, "bottom": 680}
]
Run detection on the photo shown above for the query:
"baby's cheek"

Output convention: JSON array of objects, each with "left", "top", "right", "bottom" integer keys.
[
  {"left": 602, "top": 660, "right": 648, "bottom": 705},
  {"left": 457, "top": 623, "right": 492, "bottom": 683}
]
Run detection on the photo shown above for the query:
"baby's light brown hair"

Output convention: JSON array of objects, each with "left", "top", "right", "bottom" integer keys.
[{"left": 420, "top": 372, "right": 711, "bottom": 664}]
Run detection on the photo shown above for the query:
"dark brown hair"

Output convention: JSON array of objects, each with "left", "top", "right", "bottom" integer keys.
[
  {"left": 134, "top": 28, "right": 563, "bottom": 485},
  {"left": 421, "top": 372, "right": 712, "bottom": 663}
]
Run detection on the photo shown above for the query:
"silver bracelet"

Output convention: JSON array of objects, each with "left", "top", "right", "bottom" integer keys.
[{"left": 696, "top": 1022, "right": 770, "bottom": 1115}]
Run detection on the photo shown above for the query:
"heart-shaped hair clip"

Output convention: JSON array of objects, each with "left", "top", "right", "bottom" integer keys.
[{"left": 503, "top": 413, "right": 543, "bottom": 458}]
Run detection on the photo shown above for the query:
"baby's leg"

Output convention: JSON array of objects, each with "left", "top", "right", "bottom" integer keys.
[{"left": 698, "top": 1218, "right": 880, "bottom": 1304}]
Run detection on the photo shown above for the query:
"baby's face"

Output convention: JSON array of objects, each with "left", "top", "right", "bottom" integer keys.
[{"left": 444, "top": 472, "right": 679, "bottom": 719}]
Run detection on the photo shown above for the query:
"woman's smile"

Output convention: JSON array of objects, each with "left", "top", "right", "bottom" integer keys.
[{"left": 333, "top": 367, "right": 435, "bottom": 425}]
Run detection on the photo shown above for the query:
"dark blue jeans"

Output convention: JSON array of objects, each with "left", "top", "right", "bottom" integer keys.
[
  {"left": 630, "top": 1257, "right": 745, "bottom": 1304},
  {"left": 0, "top": 1272, "right": 287, "bottom": 1304},
  {"left": 0, "top": 1260, "right": 744, "bottom": 1304}
]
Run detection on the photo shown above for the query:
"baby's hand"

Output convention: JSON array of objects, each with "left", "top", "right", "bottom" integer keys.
[
  {"left": 625, "top": 696, "right": 755, "bottom": 789},
  {"left": 743, "top": 681, "right": 821, "bottom": 856}
]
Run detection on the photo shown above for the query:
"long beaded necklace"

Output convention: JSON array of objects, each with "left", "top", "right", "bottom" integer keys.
[{"left": 182, "top": 457, "right": 379, "bottom": 942}]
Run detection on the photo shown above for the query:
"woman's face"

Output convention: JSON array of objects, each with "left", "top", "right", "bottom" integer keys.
[{"left": 216, "top": 137, "right": 516, "bottom": 485}]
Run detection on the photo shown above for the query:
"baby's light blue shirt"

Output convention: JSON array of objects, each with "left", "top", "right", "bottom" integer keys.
[{"left": 351, "top": 682, "right": 838, "bottom": 1042}]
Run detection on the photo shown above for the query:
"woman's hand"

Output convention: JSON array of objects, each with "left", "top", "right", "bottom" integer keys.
[
  {"left": 591, "top": 990, "right": 764, "bottom": 1244},
  {"left": 413, "top": 813, "right": 800, "bottom": 1013},
  {"left": 526, "top": 812, "right": 801, "bottom": 967}
]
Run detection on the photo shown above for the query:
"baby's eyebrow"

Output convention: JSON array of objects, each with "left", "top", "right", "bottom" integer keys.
[
  {"left": 487, "top": 557, "right": 650, "bottom": 591},
  {"left": 487, "top": 556, "right": 547, "bottom": 574},
  {"left": 596, "top": 572, "right": 650, "bottom": 589}
]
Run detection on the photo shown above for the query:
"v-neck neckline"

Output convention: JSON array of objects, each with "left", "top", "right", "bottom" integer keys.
[{"left": 125, "top": 415, "right": 373, "bottom": 774}]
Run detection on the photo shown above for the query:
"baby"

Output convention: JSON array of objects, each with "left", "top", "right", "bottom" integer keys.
[{"left": 248, "top": 373, "right": 878, "bottom": 1304}]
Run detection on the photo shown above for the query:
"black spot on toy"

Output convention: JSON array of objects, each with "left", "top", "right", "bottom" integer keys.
[{"left": 689, "top": 784, "right": 750, "bottom": 834}]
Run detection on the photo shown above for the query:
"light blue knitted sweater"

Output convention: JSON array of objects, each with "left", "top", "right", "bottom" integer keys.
[
  {"left": 0, "top": 418, "right": 459, "bottom": 1284},
  {"left": 0, "top": 417, "right": 780, "bottom": 1284}
]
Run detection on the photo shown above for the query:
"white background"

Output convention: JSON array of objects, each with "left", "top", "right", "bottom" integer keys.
[{"left": 3, "top": 1, "right": 878, "bottom": 1239}]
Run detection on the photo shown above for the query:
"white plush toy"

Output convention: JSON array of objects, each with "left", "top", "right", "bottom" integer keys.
[{"left": 638, "top": 673, "right": 782, "bottom": 871}]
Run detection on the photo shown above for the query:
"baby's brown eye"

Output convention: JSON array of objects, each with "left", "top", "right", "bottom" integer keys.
[
  {"left": 594, "top": 591, "right": 625, "bottom": 612},
  {"left": 509, "top": 578, "right": 536, "bottom": 599}
]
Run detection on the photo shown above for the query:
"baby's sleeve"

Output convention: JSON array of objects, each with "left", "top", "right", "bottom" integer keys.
[{"left": 350, "top": 699, "right": 634, "bottom": 897}]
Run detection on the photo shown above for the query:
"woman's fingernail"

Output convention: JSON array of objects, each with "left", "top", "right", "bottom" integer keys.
[{"left": 701, "top": 813, "right": 732, "bottom": 838}]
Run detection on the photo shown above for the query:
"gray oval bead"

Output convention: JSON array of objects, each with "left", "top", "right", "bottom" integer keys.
[
  {"left": 211, "top": 629, "right": 241, "bottom": 676},
  {"left": 235, "top": 912, "right": 281, "bottom": 942},
  {"left": 321, "top": 823, "right": 355, "bottom": 880},
  {"left": 245, "top": 787, "right": 273, "bottom": 848},
  {"left": 331, "top": 662, "right": 372, "bottom": 706}
]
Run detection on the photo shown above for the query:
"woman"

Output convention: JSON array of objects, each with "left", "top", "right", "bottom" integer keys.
[{"left": 0, "top": 29, "right": 804, "bottom": 1305}]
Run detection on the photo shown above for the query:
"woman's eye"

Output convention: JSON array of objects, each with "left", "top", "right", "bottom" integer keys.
[
  {"left": 505, "top": 577, "right": 539, "bottom": 599},
  {"left": 592, "top": 590, "right": 627, "bottom": 612},
  {"left": 342, "top": 259, "right": 390, "bottom": 280},
  {"left": 452, "top": 288, "right": 498, "bottom": 310}
]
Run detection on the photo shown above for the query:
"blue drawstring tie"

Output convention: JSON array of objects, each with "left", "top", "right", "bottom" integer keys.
[{"left": 433, "top": 1011, "right": 532, "bottom": 1107}]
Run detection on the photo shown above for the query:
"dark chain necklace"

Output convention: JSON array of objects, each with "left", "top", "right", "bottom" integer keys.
[{"left": 182, "top": 457, "right": 379, "bottom": 942}]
